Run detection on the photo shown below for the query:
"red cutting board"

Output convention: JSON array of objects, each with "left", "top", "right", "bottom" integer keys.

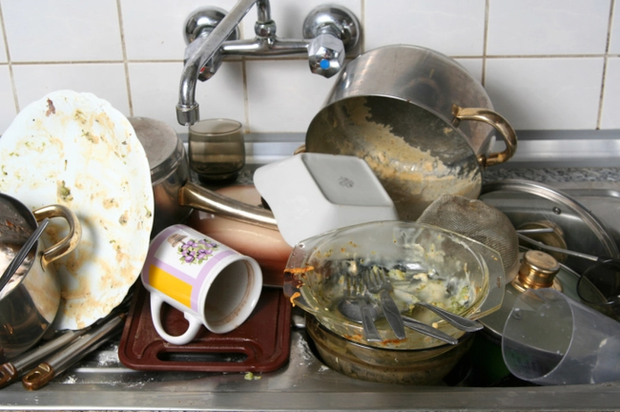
[{"left": 118, "top": 283, "right": 291, "bottom": 372}]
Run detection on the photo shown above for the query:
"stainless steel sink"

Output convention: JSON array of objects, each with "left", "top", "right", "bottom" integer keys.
[{"left": 1, "top": 178, "right": 619, "bottom": 411}]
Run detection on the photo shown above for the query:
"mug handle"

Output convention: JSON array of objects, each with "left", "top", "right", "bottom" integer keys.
[
  {"left": 150, "top": 293, "right": 202, "bottom": 345},
  {"left": 32, "top": 204, "right": 82, "bottom": 271},
  {"left": 451, "top": 104, "right": 518, "bottom": 167}
]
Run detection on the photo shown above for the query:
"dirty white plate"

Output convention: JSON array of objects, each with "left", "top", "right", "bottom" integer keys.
[{"left": 0, "top": 90, "right": 154, "bottom": 330}]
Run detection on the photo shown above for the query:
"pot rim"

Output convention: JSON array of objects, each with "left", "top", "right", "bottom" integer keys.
[{"left": 0, "top": 193, "right": 39, "bottom": 296}]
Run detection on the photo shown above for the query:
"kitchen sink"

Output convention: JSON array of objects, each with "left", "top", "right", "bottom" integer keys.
[{"left": 0, "top": 155, "right": 619, "bottom": 410}]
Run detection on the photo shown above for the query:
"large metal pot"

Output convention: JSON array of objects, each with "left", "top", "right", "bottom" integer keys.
[
  {"left": 0, "top": 194, "right": 81, "bottom": 363},
  {"left": 306, "top": 44, "right": 518, "bottom": 221}
]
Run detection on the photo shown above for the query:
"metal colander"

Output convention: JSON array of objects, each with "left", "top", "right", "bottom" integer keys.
[{"left": 417, "top": 194, "right": 520, "bottom": 283}]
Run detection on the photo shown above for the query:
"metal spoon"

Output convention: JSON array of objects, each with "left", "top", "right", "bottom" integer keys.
[
  {"left": 338, "top": 297, "right": 458, "bottom": 345},
  {"left": 517, "top": 233, "right": 620, "bottom": 264},
  {"left": 0, "top": 218, "right": 50, "bottom": 293},
  {"left": 337, "top": 296, "right": 382, "bottom": 342},
  {"left": 414, "top": 302, "right": 483, "bottom": 333}
]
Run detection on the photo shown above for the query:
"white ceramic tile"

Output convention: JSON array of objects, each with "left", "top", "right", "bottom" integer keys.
[
  {"left": 610, "top": 3, "right": 620, "bottom": 54},
  {"left": 242, "top": 0, "right": 362, "bottom": 41},
  {"left": 2, "top": 0, "right": 123, "bottom": 62},
  {"left": 601, "top": 58, "right": 620, "bottom": 129},
  {"left": 485, "top": 57, "right": 604, "bottom": 130},
  {"left": 0, "top": 20, "right": 7, "bottom": 63},
  {"left": 129, "top": 61, "right": 245, "bottom": 134},
  {"left": 487, "top": 0, "right": 610, "bottom": 56},
  {"left": 0, "top": 65, "right": 16, "bottom": 134},
  {"left": 246, "top": 59, "right": 338, "bottom": 133},
  {"left": 12, "top": 63, "right": 129, "bottom": 114},
  {"left": 121, "top": 0, "right": 241, "bottom": 61},
  {"left": 454, "top": 58, "right": 483, "bottom": 83},
  {"left": 365, "top": 0, "right": 486, "bottom": 56}
]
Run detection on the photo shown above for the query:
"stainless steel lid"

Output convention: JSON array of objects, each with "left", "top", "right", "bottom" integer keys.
[{"left": 480, "top": 179, "right": 619, "bottom": 275}]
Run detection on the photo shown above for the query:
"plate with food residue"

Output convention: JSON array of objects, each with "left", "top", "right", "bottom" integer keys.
[{"left": 0, "top": 90, "right": 154, "bottom": 330}]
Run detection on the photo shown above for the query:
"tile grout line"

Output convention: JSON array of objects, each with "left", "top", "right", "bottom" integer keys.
[
  {"left": 597, "top": 0, "right": 615, "bottom": 130},
  {"left": 0, "top": 2, "right": 19, "bottom": 115},
  {"left": 239, "top": 7, "right": 251, "bottom": 133},
  {"left": 360, "top": 0, "right": 365, "bottom": 53},
  {"left": 116, "top": 0, "right": 133, "bottom": 117},
  {"left": 481, "top": 0, "right": 490, "bottom": 87},
  {"left": 241, "top": 58, "right": 251, "bottom": 133},
  {"left": 2, "top": 52, "right": 616, "bottom": 67}
]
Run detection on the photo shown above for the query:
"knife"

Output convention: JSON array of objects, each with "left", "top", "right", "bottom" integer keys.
[
  {"left": 0, "top": 329, "right": 85, "bottom": 389},
  {"left": 21, "top": 312, "right": 126, "bottom": 391}
]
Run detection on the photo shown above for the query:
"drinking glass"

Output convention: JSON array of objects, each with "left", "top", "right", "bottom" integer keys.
[{"left": 188, "top": 119, "right": 245, "bottom": 183}]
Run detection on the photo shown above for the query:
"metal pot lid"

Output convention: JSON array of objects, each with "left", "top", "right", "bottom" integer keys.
[
  {"left": 480, "top": 179, "right": 619, "bottom": 275},
  {"left": 129, "top": 117, "right": 186, "bottom": 185},
  {"left": 306, "top": 96, "right": 482, "bottom": 221}
]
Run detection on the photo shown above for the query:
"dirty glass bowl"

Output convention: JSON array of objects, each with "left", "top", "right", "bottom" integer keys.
[
  {"left": 284, "top": 221, "right": 506, "bottom": 350},
  {"left": 306, "top": 315, "right": 475, "bottom": 384}
]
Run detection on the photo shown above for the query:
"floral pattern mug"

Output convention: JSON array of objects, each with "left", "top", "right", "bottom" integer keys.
[{"left": 141, "top": 224, "right": 262, "bottom": 345}]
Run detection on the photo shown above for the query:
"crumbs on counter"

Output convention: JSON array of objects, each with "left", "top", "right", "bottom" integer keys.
[{"left": 244, "top": 372, "right": 262, "bottom": 380}]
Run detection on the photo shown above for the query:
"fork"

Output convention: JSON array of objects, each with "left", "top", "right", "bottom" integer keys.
[
  {"left": 364, "top": 265, "right": 406, "bottom": 340},
  {"left": 340, "top": 272, "right": 382, "bottom": 342}
]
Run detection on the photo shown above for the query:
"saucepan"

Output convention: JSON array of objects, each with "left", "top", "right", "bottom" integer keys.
[
  {"left": 306, "top": 44, "right": 518, "bottom": 221},
  {"left": 130, "top": 117, "right": 290, "bottom": 286},
  {"left": 0, "top": 193, "right": 81, "bottom": 363},
  {"left": 129, "top": 117, "right": 277, "bottom": 236}
]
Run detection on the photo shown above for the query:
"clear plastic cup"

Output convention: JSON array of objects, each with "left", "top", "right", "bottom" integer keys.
[{"left": 502, "top": 288, "right": 620, "bottom": 385}]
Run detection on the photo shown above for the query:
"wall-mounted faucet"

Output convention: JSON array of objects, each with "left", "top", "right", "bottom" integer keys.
[{"left": 176, "top": 0, "right": 360, "bottom": 126}]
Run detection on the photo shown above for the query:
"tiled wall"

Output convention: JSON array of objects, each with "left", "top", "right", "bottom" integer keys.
[{"left": 0, "top": 0, "right": 618, "bottom": 136}]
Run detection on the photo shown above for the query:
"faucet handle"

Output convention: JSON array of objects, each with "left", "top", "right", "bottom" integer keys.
[
  {"left": 183, "top": 7, "right": 240, "bottom": 81},
  {"left": 303, "top": 5, "right": 360, "bottom": 78},
  {"left": 307, "top": 34, "right": 346, "bottom": 78}
]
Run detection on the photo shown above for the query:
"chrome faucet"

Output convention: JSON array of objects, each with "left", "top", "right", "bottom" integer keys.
[{"left": 176, "top": 0, "right": 360, "bottom": 126}]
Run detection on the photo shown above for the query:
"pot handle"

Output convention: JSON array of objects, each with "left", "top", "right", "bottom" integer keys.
[
  {"left": 451, "top": 104, "right": 518, "bottom": 167},
  {"left": 32, "top": 205, "right": 82, "bottom": 270}
]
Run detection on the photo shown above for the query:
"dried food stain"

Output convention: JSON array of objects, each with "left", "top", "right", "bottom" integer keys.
[{"left": 46, "top": 99, "right": 56, "bottom": 116}]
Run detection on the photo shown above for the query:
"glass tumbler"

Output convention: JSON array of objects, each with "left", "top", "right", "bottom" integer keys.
[{"left": 188, "top": 119, "right": 245, "bottom": 183}]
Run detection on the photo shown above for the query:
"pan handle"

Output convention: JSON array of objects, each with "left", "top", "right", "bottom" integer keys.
[
  {"left": 451, "top": 104, "right": 517, "bottom": 168},
  {"left": 179, "top": 181, "right": 278, "bottom": 231}
]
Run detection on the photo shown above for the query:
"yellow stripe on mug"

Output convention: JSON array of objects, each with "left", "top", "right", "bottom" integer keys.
[{"left": 148, "top": 265, "right": 192, "bottom": 308}]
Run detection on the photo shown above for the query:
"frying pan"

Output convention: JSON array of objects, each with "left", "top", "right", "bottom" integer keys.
[
  {"left": 129, "top": 117, "right": 277, "bottom": 236},
  {"left": 130, "top": 117, "right": 289, "bottom": 286}
]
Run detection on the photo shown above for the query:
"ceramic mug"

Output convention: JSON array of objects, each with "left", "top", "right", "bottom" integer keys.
[{"left": 141, "top": 224, "right": 262, "bottom": 345}]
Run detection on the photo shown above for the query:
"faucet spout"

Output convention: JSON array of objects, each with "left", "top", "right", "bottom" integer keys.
[
  {"left": 176, "top": 0, "right": 360, "bottom": 126},
  {"left": 177, "top": 0, "right": 259, "bottom": 126}
]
